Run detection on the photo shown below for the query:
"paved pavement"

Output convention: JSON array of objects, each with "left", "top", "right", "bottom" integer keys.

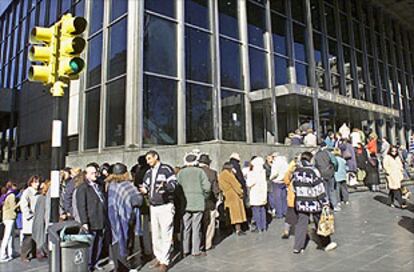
[{"left": 1, "top": 189, "right": 413, "bottom": 272}]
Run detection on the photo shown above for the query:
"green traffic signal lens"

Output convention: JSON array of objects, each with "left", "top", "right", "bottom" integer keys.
[{"left": 69, "top": 57, "right": 85, "bottom": 74}]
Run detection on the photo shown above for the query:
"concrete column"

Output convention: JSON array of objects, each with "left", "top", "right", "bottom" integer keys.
[
  {"left": 211, "top": 0, "right": 222, "bottom": 140},
  {"left": 125, "top": 0, "right": 142, "bottom": 148},
  {"left": 285, "top": 0, "right": 296, "bottom": 84},
  {"left": 177, "top": 0, "right": 186, "bottom": 145},
  {"left": 377, "top": 120, "right": 386, "bottom": 140},
  {"left": 398, "top": 126, "right": 406, "bottom": 147},
  {"left": 239, "top": 0, "right": 253, "bottom": 143},
  {"left": 264, "top": 0, "right": 278, "bottom": 143},
  {"left": 389, "top": 120, "right": 397, "bottom": 145}
]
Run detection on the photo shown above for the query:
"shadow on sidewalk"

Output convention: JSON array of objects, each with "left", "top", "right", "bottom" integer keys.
[
  {"left": 398, "top": 216, "right": 414, "bottom": 235},
  {"left": 373, "top": 195, "right": 414, "bottom": 213}
]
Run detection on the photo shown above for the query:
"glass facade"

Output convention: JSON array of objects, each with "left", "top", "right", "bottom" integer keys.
[{"left": 0, "top": 0, "right": 413, "bottom": 151}]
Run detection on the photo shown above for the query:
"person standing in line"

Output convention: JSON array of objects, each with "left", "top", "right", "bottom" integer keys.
[
  {"left": 333, "top": 148, "right": 349, "bottom": 206},
  {"left": 291, "top": 129, "right": 303, "bottom": 145},
  {"left": 292, "top": 152, "right": 337, "bottom": 253},
  {"left": 383, "top": 146, "right": 407, "bottom": 209},
  {"left": 76, "top": 165, "right": 107, "bottom": 270},
  {"left": 246, "top": 157, "right": 268, "bottom": 232},
  {"left": 62, "top": 167, "right": 82, "bottom": 220},
  {"left": 0, "top": 182, "right": 19, "bottom": 263},
  {"left": 324, "top": 131, "right": 335, "bottom": 149},
  {"left": 107, "top": 163, "right": 143, "bottom": 271},
  {"left": 218, "top": 162, "right": 247, "bottom": 236},
  {"left": 32, "top": 180, "right": 51, "bottom": 259},
  {"left": 178, "top": 153, "right": 210, "bottom": 257},
  {"left": 263, "top": 154, "right": 275, "bottom": 216},
  {"left": 198, "top": 154, "right": 220, "bottom": 252},
  {"left": 20, "top": 176, "right": 40, "bottom": 262},
  {"left": 133, "top": 155, "right": 153, "bottom": 261},
  {"left": 270, "top": 153, "right": 289, "bottom": 219},
  {"left": 281, "top": 157, "right": 299, "bottom": 239},
  {"left": 314, "top": 143, "right": 339, "bottom": 210},
  {"left": 304, "top": 128, "right": 317, "bottom": 147},
  {"left": 350, "top": 128, "right": 362, "bottom": 148},
  {"left": 139, "top": 150, "right": 177, "bottom": 272}
]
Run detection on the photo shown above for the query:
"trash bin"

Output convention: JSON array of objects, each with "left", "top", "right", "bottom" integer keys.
[
  {"left": 60, "top": 226, "right": 91, "bottom": 272},
  {"left": 48, "top": 221, "right": 92, "bottom": 272}
]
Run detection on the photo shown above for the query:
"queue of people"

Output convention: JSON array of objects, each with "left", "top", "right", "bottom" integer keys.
[{"left": 0, "top": 135, "right": 412, "bottom": 271}]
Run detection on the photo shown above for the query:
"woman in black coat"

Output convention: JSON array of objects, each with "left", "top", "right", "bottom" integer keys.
[{"left": 356, "top": 143, "right": 380, "bottom": 191}]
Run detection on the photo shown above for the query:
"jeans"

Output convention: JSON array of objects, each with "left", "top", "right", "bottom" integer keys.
[
  {"left": 274, "top": 183, "right": 287, "bottom": 218},
  {"left": 89, "top": 229, "right": 104, "bottom": 269},
  {"left": 324, "top": 178, "right": 338, "bottom": 208},
  {"left": 251, "top": 206, "right": 267, "bottom": 231},
  {"left": 0, "top": 220, "right": 14, "bottom": 259}
]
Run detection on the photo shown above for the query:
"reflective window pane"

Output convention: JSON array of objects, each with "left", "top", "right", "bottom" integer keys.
[
  {"left": 220, "top": 38, "right": 242, "bottom": 89},
  {"left": 87, "top": 33, "right": 103, "bottom": 88},
  {"left": 219, "top": 0, "right": 239, "bottom": 39},
  {"left": 291, "top": 0, "right": 305, "bottom": 23},
  {"left": 145, "top": 0, "right": 176, "bottom": 18},
  {"left": 272, "top": 14, "right": 286, "bottom": 55},
  {"left": 144, "top": 15, "right": 177, "bottom": 76},
  {"left": 143, "top": 75, "right": 177, "bottom": 145},
  {"left": 325, "top": 5, "right": 336, "bottom": 38},
  {"left": 341, "top": 14, "right": 349, "bottom": 44},
  {"left": 274, "top": 56, "right": 288, "bottom": 85},
  {"left": 313, "top": 33, "right": 323, "bottom": 69},
  {"left": 310, "top": 0, "right": 321, "bottom": 31},
  {"left": 108, "top": 18, "right": 127, "bottom": 79},
  {"left": 249, "top": 48, "right": 267, "bottom": 90},
  {"left": 296, "top": 63, "right": 308, "bottom": 86},
  {"left": 185, "top": 27, "right": 212, "bottom": 83},
  {"left": 62, "top": 0, "right": 71, "bottom": 13},
  {"left": 106, "top": 77, "right": 126, "bottom": 147},
  {"left": 247, "top": 1, "right": 265, "bottom": 47},
  {"left": 221, "top": 90, "right": 245, "bottom": 141},
  {"left": 293, "top": 24, "right": 307, "bottom": 62},
  {"left": 111, "top": 0, "right": 128, "bottom": 22},
  {"left": 270, "top": 0, "right": 284, "bottom": 14},
  {"left": 90, "top": 0, "right": 104, "bottom": 34},
  {"left": 84, "top": 88, "right": 101, "bottom": 149},
  {"left": 75, "top": 0, "right": 85, "bottom": 17},
  {"left": 49, "top": 0, "right": 57, "bottom": 25},
  {"left": 186, "top": 84, "right": 214, "bottom": 142},
  {"left": 185, "top": 0, "right": 209, "bottom": 29}
]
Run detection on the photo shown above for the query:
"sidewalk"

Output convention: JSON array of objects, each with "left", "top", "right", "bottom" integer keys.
[{"left": 1, "top": 189, "right": 413, "bottom": 272}]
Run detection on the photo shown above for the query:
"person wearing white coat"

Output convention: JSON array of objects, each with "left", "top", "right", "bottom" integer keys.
[
  {"left": 246, "top": 157, "right": 268, "bottom": 232},
  {"left": 20, "top": 176, "right": 40, "bottom": 261}
]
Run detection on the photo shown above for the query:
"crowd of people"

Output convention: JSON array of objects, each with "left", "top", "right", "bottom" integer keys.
[{"left": 0, "top": 127, "right": 412, "bottom": 271}]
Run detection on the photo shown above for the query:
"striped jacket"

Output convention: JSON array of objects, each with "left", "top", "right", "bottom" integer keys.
[
  {"left": 143, "top": 163, "right": 177, "bottom": 206},
  {"left": 292, "top": 163, "right": 329, "bottom": 213}
]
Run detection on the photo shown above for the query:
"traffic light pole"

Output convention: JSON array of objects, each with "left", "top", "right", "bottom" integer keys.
[{"left": 50, "top": 82, "right": 65, "bottom": 223}]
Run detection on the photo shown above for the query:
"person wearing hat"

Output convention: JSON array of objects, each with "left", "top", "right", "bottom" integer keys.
[
  {"left": 139, "top": 150, "right": 177, "bottom": 272},
  {"left": 198, "top": 154, "right": 220, "bottom": 251},
  {"left": 177, "top": 153, "right": 211, "bottom": 257},
  {"left": 304, "top": 128, "right": 317, "bottom": 147},
  {"left": 107, "top": 163, "right": 143, "bottom": 271},
  {"left": 229, "top": 153, "right": 249, "bottom": 222}
]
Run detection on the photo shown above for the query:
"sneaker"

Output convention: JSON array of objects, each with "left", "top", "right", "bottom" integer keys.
[
  {"left": 345, "top": 201, "right": 350, "bottom": 205},
  {"left": 401, "top": 204, "right": 408, "bottom": 209},
  {"left": 390, "top": 204, "right": 395, "bottom": 208},
  {"left": 236, "top": 231, "right": 246, "bottom": 236},
  {"left": 324, "top": 242, "right": 337, "bottom": 252},
  {"left": 293, "top": 249, "right": 304, "bottom": 254},
  {"left": 333, "top": 206, "right": 341, "bottom": 212},
  {"left": 0, "top": 257, "right": 12, "bottom": 263},
  {"left": 281, "top": 231, "right": 289, "bottom": 239},
  {"left": 337, "top": 202, "right": 342, "bottom": 207}
]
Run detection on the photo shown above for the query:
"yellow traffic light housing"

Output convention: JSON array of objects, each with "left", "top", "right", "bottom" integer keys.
[
  {"left": 28, "top": 14, "right": 87, "bottom": 96},
  {"left": 57, "top": 14, "right": 87, "bottom": 80},
  {"left": 28, "top": 26, "right": 57, "bottom": 85}
]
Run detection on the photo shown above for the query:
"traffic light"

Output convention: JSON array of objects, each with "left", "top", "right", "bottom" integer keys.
[
  {"left": 57, "top": 14, "right": 87, "bottom": 80},
  {"left": 28, "top": 26, "right": 57, "bottom": 85}
]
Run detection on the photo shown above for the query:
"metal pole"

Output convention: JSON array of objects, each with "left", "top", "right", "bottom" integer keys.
[{"left": 50, "top": 93, "right": 63, "bottom": 223}]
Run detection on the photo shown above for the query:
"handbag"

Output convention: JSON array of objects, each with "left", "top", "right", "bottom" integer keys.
[{"left": 317, "top": 206, "right": 335, "bottom": 237}]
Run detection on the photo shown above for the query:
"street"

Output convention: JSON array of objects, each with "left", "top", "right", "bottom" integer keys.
[{"left": 1, "top": 189, "right": 413, "bottom": 272}]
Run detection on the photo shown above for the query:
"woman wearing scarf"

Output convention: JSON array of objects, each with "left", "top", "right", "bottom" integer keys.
[
  {"left": 106, "top": 163, "right": 143, "bottom": 271},
  {"left": 0, "top": 182, "right": 19, "bottom": 263},
  {"left": 383, "top": 146, "right": 407, "bottom": 209}
]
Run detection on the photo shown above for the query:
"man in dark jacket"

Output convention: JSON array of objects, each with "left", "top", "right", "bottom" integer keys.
[
  {"left": 314, "top": 143, "right": 339, "bottom": 211},
  {"left": 198, "top": 154, "right": 220, "bottom": 251},
  {"left": 76, "top": 165, "right": 107, "bottom": 270},
  {"left": 139, "top": 150, "right": 177, "bottom": 272}
]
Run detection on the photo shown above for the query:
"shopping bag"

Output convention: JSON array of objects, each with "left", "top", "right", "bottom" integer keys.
[{"left": 317, "top": 206, "right": 335, "bottom": 237}]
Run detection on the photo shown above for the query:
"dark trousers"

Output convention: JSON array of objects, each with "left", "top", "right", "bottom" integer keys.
[
  {"left": 251, "top": 206, "right": 267, "bottom": 231},
  {"left": 21, "top": 234, "right": 36, "bottom": 259},
  {"left": 337, "top": 181, "right": 349, "bottom": 202},
  {"left": 274, "top": 183, "right": 287, "bottom": 218},
  {"left": 388, "top": 189, "right": 405, "bottom": 206},
  {"left": 89, "top": 229, "right": 104, "bottom": 269},
  {"left": 294, "top": 212, "right": 331, "bottom": 251},
  {"left": 268, "top": 184, "right": 277, "bottom": 211}
]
